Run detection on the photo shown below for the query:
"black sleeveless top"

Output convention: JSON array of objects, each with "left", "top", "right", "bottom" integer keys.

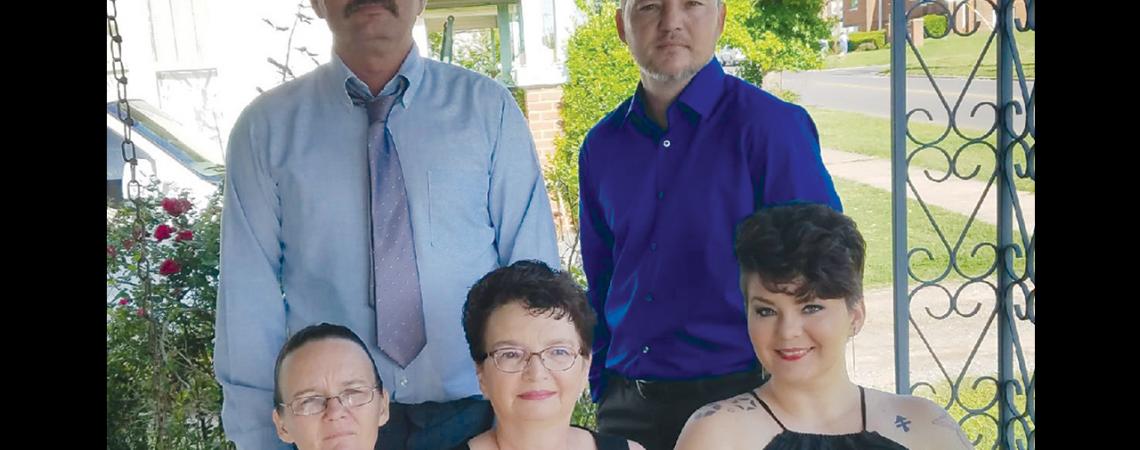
[
  {"left": 752, "top": 386, "right": 909, "bottom": 450},
  {"left": 449, "top": 425, "right": 629, "bottom": 450}
]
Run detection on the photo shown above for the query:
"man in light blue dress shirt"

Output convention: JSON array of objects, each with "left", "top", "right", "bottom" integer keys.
[{"left": 213, "top": 0, "right": 560, "bottom": 448}]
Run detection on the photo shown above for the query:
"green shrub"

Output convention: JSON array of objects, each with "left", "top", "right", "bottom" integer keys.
[
  {"left": 924, "top": 14, "right": 949, "bottom": 38},
  {"left": 849, "top": 30, "right": 887, "bottom": 51},
  {"left": 107, "top": 179, "right": 233, "bottom": 449}
]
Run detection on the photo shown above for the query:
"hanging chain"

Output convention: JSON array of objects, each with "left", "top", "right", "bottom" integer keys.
[{"left": 108, "top": 1, "right": 166, "bottom": 446}]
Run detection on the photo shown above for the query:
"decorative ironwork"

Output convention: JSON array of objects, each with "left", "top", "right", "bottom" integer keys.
[{"left": 891, "top": 1, "right": 1034, "bottom": 448}]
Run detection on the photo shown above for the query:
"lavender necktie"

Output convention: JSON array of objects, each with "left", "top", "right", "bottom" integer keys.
[{"left": 360, "top": 86, "right": 426, "bottom": 368}]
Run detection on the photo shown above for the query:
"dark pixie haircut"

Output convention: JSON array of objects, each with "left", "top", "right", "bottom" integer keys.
[
  {"left": 273, "top": 323, "right": 383, "bottom": 408},
  {"left": 462, "top": 260, "right": 596, "bottom": 362},
  {"left": 734, "top": 203, "right": 866, "bottom": 307}
]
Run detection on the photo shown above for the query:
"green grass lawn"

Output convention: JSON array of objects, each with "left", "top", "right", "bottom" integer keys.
[
  {"left": 807, "top": 106, "right": 1035, "bottom": 193},
  {"left": 835, "top": 178, "right": 1028, "bottom": 288},
  {"left": 825, "top": 31, "right": 1035, "bottom": 80}
]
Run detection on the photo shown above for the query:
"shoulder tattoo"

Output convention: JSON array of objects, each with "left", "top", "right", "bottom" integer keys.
[{"left": 692, "top": 394, "right": 759, "bottom": 420}]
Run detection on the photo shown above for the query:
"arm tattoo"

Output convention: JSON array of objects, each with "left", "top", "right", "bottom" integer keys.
[
  {"left": 728, "top": 394, "right": 759, "bottom": 412},
  {"left": 692, "top": 395, "right": 759, "bottom": 419},
  {"left": 932, "top": 412, "right": 975, "bottom": 449},
  {"left": 894, "top": 415, "right": 912, "bottom": 432},
  {"left": 693, "top": 403, "right": 722, "bottom": 419}
]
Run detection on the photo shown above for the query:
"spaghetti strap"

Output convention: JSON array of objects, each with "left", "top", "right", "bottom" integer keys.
[
  {"left": 859, "top": 386, "right": 867, "bottom": 432},
  {"left": 750, "top": 389, "right": 787, "bottom": 431}
]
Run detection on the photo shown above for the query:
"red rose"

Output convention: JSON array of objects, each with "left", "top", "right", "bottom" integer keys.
[
  {"left": 154, "top": 224, "right": 175, "bottom": 242},
  {"left": 175, "top": 230, "right": 194, "bottom": 242},
  {"left": 118, "top": 298, "right": 129, "bottom": 306},
  {"left": 137, "top": 308, "right": 147, "bottom": 317},
  {"left": 162, "top": 197, "right": 192, "bottom": 216},
  {"left": 159, "top": 259, "right": 181, "bottom": 276},
  {"left": 107, "top": 245, "right": 116, "bottom": 257}
]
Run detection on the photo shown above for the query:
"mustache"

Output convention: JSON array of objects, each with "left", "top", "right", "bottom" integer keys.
[
  {"left": 654, "top": 31, "right": 689, "bottom": 46},
  {"left": 345, "top": 0, "right": 399, "bottom": 18}
]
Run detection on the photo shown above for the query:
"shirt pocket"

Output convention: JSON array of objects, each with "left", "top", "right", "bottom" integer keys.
[{"left": 427, "top": 168, "right": 492, "bottom": 253}]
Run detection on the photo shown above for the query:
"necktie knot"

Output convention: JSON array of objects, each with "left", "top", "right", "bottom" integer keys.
[{"left": 366, "top": 95, "right": 397, "bottom": 125}]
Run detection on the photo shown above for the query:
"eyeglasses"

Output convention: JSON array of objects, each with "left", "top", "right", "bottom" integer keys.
[
  {"left": 279, "top": 386, "right": 380, "bottom": 416},
  {"left": 486, "top": 346, "right": 580, "bottom": 373}
]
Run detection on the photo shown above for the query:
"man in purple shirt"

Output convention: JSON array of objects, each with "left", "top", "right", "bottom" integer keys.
[{"left": 578, "top": 1, "right": 843, "bottom": 449}]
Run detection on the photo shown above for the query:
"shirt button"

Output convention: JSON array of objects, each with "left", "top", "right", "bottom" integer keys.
[
  {"left": 657, "top": 191, "right": 664, "bottom": 200},
  {"left": 646, "top": 294, "right": 654, "bottom": 302},
  {"left": 642, "top": 345, "right": 650, "bottom": 354},
  {"left": 650, "top": 243, "right": 657, "bottom": 251},
  {"left": 400, "top": 378, "right": 409, "bottom": 387},
  {"left": 662, "top": 139, "right": 671, "bottom": 148}
]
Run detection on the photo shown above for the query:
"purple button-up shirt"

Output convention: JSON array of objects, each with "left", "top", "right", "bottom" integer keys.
[{"left": 579, "top": 58, "right": 842, "bottom": 402}]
